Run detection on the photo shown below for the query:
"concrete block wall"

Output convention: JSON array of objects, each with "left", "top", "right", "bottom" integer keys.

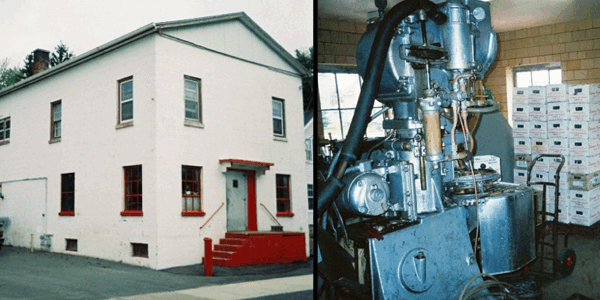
[
  {"left": 485, "top": 17, "right": 600, "bottom": 120},
  {"left": 317, "top": 18, "right": 367, "bottom": 65}
]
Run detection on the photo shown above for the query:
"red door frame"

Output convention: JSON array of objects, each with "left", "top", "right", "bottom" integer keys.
[{"left": 228, "top": 168, "right": 257, "bottom": 231}]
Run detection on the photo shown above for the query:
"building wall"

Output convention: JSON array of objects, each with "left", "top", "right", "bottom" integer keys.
[
  {"left": 317, "top": 18, "right": 367, "bottom": 65},
  {"left": 484, "top": 17, "right": 600, "bottom": 120},
  {"left": 0, "top": 36, "right": 159, "bottom": 268},
  {"left": 152, "top": 34, "right": 309, "bottom": 269}
]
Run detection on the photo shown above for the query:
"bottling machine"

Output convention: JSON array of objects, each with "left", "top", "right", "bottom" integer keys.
[{"left": 317, "top": 0, "right": 537, "bottom": 298}]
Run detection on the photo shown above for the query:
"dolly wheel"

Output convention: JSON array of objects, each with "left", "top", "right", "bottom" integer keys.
[{"left": 559, "top": 248, "right": 576, "bottom": 276}]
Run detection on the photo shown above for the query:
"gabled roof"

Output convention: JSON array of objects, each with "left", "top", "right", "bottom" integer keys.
[{"left": 0, "top": 12, "right": 309, "bottom": 98}]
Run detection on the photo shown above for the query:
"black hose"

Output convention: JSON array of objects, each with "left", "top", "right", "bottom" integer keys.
[{"left": 317, "top": 0, "right": 445, "bottom": 218}]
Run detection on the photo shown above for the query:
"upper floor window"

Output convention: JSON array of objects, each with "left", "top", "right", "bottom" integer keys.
[
  {"left": 184, "top": 76, "right": 202, "bottom": 122},
  {"left": 272, "top": 98, "right": 286, "bottom": 138},
  {"left": 50, "top": 100, "right": 61, "bottom": 141},
  {"left": 0, "top": 116, "right": 10, "bottom": 144},
  {"left": 318, "top": 65, "right": 385, "bottom": 141},
  {"left": 122, "top": 165, "right": 142, "bottom": 216},
  {"left": 305, "top": 138, "right": 313, "bottom": 161},
  {"left": 59, "top": 173, "right": 74, "bottom": 216},
  {"left": 308, "top": 184, "right": 313, "bottom": 211},
  {"left": 276, "top": 174, "right": 293, "bottom": 217},
  {"left": 119, "top": 76, "right": 133, "bottom": 123},
  {"left": 182, "top": 165, "right": 205, "bottom": 216}
]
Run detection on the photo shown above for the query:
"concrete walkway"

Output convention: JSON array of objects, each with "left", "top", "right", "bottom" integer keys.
[{"left": 110, "top": 274, "right": 313, "bottom": 299}]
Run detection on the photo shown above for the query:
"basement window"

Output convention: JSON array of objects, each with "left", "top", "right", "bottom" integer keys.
[
  {"left": 514, "top": 63, "right": 562, "bottom": 88},
  {"left": 132, "top": 243, "right": 148, "bottom": 258},
  {"left": 66, "top": 239, "right": 77, "bottom": 252}
]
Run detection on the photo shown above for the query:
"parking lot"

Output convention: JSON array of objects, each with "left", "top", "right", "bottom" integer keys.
[{"left": 0, "top": 246, "right": 313, "bottom": 299}]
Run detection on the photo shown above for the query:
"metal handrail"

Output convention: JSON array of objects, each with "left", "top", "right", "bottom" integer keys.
[
  {"left": 199, "top": 202, "right": 225, "bottom": 229},
  {"left": 260, "top": 203, "right": 281, "bottom": 226}
]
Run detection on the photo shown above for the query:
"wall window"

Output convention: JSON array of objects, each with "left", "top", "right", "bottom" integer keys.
[
  {"left": 182, "top": 165, "right": 205, "bottom": 216},
  {"left": 118, "top": 76, "right": 133, "bottom": 123},
  {"left": 273, "top": 98, "right": 286, "bottom": 137},
  {"left": 184, "top": 76, "right": 202, "bottom": 122},
  {"left": 50, "top": 100, "right": 61, "bottom": 141},
  {"left": 276, "top": 174, "right": 293, "bottom": 216},
  {"left": 59, "top": 173, "right": 75, "bottom": 216},
  {"left": 66, "top": 239, "right": 77, "bottom": 252},
  {"left": 308, "top": 184, "right": 313, "bottom": 211},
  {"left": 0, "top": 117, "right": 10, "bottom": 144},
  {"left": 514, "top": 63, "right": 562, "bottom": 88},
  {"left": 132, "top": 243, "right": 148, "bottom": 258},
  {"left": 305, "top": 138, "right": 312, "bottom": 161},
  {"left": 318, "top": 65, "right": 384, "bottom": 140},
  {"left": 122, "top": 165, "right": 142, "bottom": 216}
]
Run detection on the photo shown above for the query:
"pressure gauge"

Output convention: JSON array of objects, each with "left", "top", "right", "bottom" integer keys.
[{"left": 472, "top": 7, "right": 486, "bottom": 22}]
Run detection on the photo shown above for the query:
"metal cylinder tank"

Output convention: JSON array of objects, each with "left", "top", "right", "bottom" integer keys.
[{"left": 442, "top": 1, "right": 472, "bottom": 71}]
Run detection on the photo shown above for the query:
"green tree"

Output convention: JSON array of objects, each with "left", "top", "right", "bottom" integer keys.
[
  {"left": 21, "top": 52, "right": 35, "bottom": 78},
  {"left": 295, "top": 46, "right": 313, "bottom": 112},
  {"left": 50, "top": 41, "right": 74, "bottom": 67},
  {"left": 0, "top": 58, "right": 24, "bottom": 90}
]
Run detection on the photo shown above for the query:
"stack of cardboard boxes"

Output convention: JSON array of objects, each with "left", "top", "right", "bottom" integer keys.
[{"left": 512, "top": 84, "right": 600, "bottom": 226}]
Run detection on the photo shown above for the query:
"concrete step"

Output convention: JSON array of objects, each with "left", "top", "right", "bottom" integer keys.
[
  {"left": 219, "top": 238, "right": 246, "bottom": 246},
  {"left": 214, "top": 244, "right": 242, "bottom": 252},
  {"left": 213, "top": 250, "right": 236, "bottom": 259}
]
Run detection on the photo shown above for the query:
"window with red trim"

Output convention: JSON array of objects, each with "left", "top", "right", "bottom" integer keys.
[
  {"left": 122, "top": 165, "right": 142, "bottom": 215},
  {"left": 182, "top": 165, "right": 204, "bottom": 216},
  {"left": 276, "top": 174, "right": 293, "bottom": 216},
  {"left": 59, "top": 173, "right": 75, "bottom": 216}
]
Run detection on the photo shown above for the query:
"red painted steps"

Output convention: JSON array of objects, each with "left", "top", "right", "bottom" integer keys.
[{"left": 212, "top": 231, "right": 306, "bottom": 266}]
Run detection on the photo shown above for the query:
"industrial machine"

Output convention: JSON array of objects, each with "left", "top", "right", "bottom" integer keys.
[{"left": 317, "top": 0, "right": 537, "bottom": 298}]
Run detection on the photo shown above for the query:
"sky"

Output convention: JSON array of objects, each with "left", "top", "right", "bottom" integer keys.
[{"left": 0, "top": 0, "right": 313, "bottom": 68}]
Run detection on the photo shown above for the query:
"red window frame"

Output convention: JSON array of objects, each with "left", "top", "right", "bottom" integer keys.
[
  {"left": 276, "top": 174, "right": 294, "bottom": 217},
  {"left": 59, "top": 173, "right": 75, "bottom": 216},
  {"left": 181, "top": 165, "right": 205, "bottom": 216},
  {"left": 121, "top": 165, "right": 143, "bottom": 216}
]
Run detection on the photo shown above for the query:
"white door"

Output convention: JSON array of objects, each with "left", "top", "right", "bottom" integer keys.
[{"left": 226, "top": 170, "right": 247, "bottom": 232}]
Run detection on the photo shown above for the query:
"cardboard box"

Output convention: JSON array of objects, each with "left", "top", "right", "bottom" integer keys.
[
  {"left": 512, "top": 121, "right": 530, "bottom": 138},
  {"left": 531, "top": 156, "right": 550, "bottom": 172},
  {"left": 473, "top": 155, "right": 501, "bottom": 176},
  {"left": 514, "top": 137, "right": 531, "bottom": 154},
  {"left": 546, "top": 102, "right": 569, "bottom": 120},
  {"left": 514, "top": 169, "right": 528, "bottom": 185},
  {"left": 546, "top": 84, "right": 570, "bottom": 102},
  {"left": 512, "top": 103, "right": 529, "bottom": 121},
  {"left": 528, "top": 86, "right": 547, "bottom": 104},
  {"left": 570, "top": 187, "right": 600, "bottom": 205},
  {"left": 548, "top": 120, "right": 569, "bottom": 138},
  {"left": 569, "top": 138, "right": 600, "bottom": 157},
  {"left": 569, "top": 172, "right": 600, "bottom": 191},
  {"left": 569, "top": 155, "right": 600, "bottom": 174},
  {"left": 569, "top": 120, "right": 600, "bottom": 139},
  {"left": 548, "top": 138, "right": 569, "bottom": 156},
  {"left": 513, "top": 87, "right": 530, "bottom": 104},
  {"left": 529, "top": 121, "right": 548, "bottom": 138},
  {"left": 569, "top": 102, "right": 600, "bottom": 121},
  {"left": 570, "top": 202, "right": 600, "bottom": 226},
  {"left": 529, "top": 104, "right": 547, "bottom": 121},
  {"left": 569, "top": 84, "right": 600, "bottom": 104},
  {"left": 514, "top": 154, "right": 532, "bottom": 170},
  {"left": 548, "top": 156, "right": 569, "bottom": 175},
  {"left": 546, "top": 190, "right": 571, "bottom": 224},
  {"left": 531, "top": 139, "right": 549, "bottom": 154},
  {"left": 531, "top": 170, "right": 550, "bottom": 182}
]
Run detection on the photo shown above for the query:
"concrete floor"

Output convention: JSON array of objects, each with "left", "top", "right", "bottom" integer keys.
[{"left": 536, "top": 233, "right": 600, "bottom": 300}]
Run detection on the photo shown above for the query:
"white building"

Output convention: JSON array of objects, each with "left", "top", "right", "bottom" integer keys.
[
  {"left": 305, "top": 110, "right": 314, "bottom": 256},
  {"left": 0, "top": 12, "right": 310, "bottom": 270}
]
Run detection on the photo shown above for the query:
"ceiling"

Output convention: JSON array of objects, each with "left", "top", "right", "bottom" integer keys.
[{"left": 318, "top": 0, "right": 600, "bottom": 32}]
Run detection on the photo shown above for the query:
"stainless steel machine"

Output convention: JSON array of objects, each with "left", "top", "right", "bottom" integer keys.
[{"left": 317, "top": 0, "right": 536, "bottom": 299}]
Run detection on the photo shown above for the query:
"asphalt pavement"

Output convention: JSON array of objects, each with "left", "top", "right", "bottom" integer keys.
[{"left": 0, "top": 246, "right": 314, "bottom": 300}]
